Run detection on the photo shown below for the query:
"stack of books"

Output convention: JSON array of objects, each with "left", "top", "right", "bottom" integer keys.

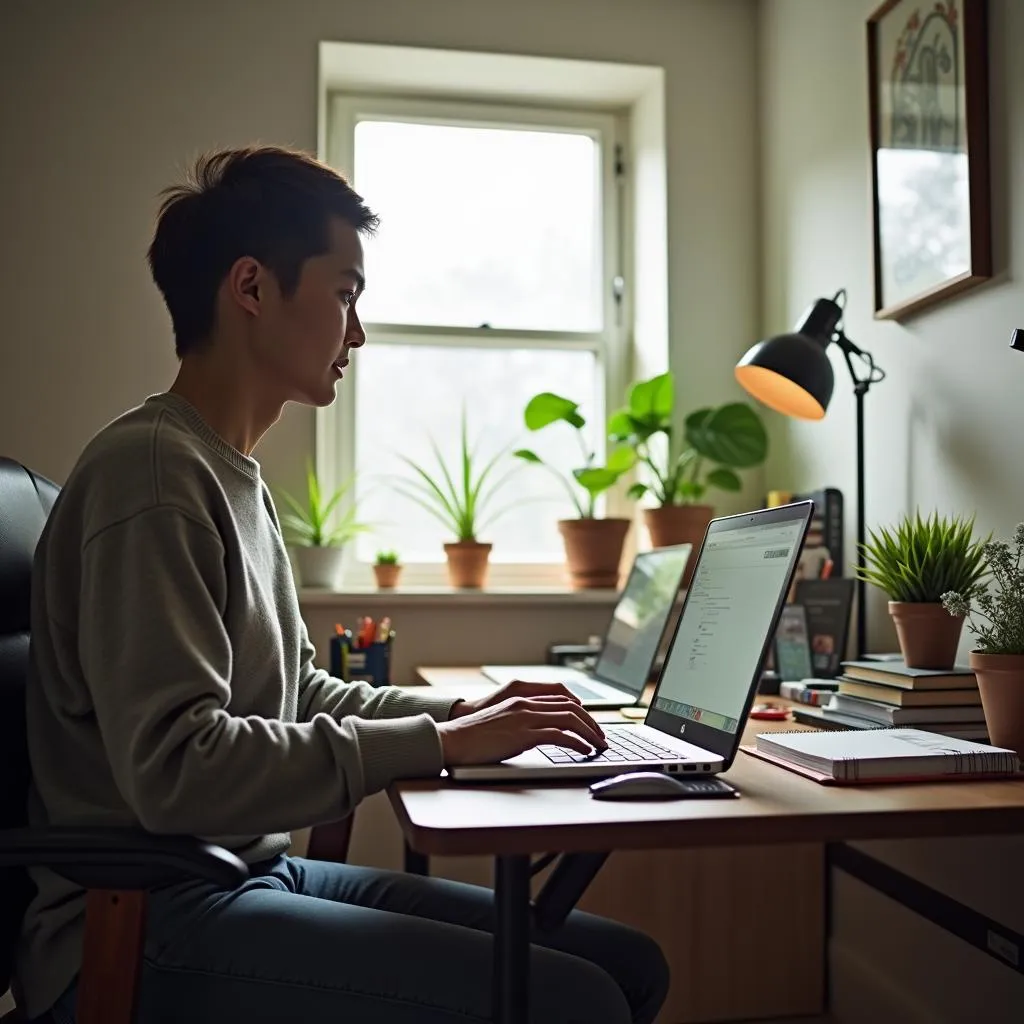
[{"left": 806, "top": 660, "right": 988, "bottom": 740}]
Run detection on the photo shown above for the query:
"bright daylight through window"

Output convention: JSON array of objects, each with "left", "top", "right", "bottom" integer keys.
[{"left": 329, "top": 100, "right": 621, "bottom": 573}]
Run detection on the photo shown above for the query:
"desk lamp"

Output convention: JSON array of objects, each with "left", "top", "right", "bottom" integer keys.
[{"left": 734, "top": 289, "right": 885, "bottom": 658}]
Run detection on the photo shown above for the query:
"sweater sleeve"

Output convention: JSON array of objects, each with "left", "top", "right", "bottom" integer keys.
[
  {"left": 77, "top": 506, "right": 444, "bottom": 837},
  {"left": 295, "top": 625, "right": 463, "bottom": 724}
]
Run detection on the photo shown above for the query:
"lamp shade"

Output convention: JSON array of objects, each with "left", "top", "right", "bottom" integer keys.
[{"left": 735, "top": 332, "right": 834, "bottom": 420}]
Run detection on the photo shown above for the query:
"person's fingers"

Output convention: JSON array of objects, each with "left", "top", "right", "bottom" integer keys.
[
  {"left": 526, "top": 708, "right": 606, "bottom": 749},
  {"left": 530, "top": 728, "right": 594, "bottom": 755},
  {"left": 510, "top": 681, "right": 583, "bottom": 704}
]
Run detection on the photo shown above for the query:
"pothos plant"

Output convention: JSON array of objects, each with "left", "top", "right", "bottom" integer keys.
[
  {"left": 514, "top": 393, "right": 633, "bottom": 518},
  {"left": 607, "top": 371, "right": 768, "bottom": 505}
]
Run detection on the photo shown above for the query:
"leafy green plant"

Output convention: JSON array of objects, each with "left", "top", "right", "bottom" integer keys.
[
  {"left": 396, "top": 411, "right": 518, "bottom": 543},
  {"left": 514, "top": 393, "right": 633, "bottom": 519},
  {"left": 277, "top": 463, "right": 371, "bottom": 547},
  {"left": 943, "top": 525, "right": 1024, "bottom": 655},
  {"left": 607, "top": 371, "right": 768, "bottom": 505},
  {"left": 857, "top": 511, "right": 989, "bottom": 603},
  {"left": 375, "top": 549, "right": 400, "bottom": 566}
]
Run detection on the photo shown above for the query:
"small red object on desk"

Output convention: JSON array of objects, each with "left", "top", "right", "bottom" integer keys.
[{"left": 750, "top": 703, "right": 790, "bottom": 721}]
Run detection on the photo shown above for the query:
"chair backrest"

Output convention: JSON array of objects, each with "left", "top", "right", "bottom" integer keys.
[{"left": 0, "top": 457, "right": 59, "bottom": 995}]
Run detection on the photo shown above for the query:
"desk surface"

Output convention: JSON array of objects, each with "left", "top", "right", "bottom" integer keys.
[{"left": 390, "top": 668, "right": 1024, "bottom": 856}]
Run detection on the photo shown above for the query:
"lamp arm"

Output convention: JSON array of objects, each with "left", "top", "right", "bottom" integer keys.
[{"left": 833, "top": 330, "right": 886, "bottom": 392}]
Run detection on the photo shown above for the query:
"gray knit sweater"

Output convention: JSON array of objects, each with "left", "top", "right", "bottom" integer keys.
[{"left": 15, "top": 392, "right": 459, "bottom": 1017}]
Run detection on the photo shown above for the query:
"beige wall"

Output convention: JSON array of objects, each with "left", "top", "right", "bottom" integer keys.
[
  {"left": 760, "top": 1, "right": 1024, "bottom": 1019},
  {"left": 0, "top": 0, "right": 760, "bottom": 500}
]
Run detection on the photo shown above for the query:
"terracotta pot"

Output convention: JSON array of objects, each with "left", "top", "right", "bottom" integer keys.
[
  {"left": 643, "top": 504, "right": 713, "bottom": 586},
  {"left": 292, "top": 545, "right": 345, "bottom": 589},
  {"left": 372, "top": 563, "right": 402, "bottom": 590},
  {"left": 558, "top": 518, "right": 630, "bottom": 590},
  {"left": 888, "top": 601, "right": 964, "bottom": 670},
  {"left": 444, "top": 541, "right": 492, "bottom": 589},
  {"left": 969, "top": 652, "right": 1024, "bottom": 759}
]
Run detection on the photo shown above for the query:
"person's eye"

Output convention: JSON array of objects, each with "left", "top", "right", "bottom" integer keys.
[{"left": 338, "top": 290, "right": 355, "bottom": 305}]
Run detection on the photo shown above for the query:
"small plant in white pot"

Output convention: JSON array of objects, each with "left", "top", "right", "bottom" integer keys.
[
  {"left": 277, "top": 464, "right": 369, "bottom": 589},
  {"left": 373, "top": 550, "right": 402, "bottom": 590},
  {"left": 943, "top": 524, "right": 1024, "bottom": 759},
  {"left": 858, "top": 511, "right": 988, "bottom": 669}
]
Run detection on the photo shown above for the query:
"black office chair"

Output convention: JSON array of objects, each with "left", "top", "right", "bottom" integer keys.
[{"left": 0, "top": 457, "right": 248, "bottom": 1024}]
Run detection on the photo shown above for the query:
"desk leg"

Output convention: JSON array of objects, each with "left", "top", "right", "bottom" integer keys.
[
  {"left": 403, "top": 840, "right": 429, "bottom": 876},
  {"left": 494, "top": 854, "right": 531, "bottom": 1024}
]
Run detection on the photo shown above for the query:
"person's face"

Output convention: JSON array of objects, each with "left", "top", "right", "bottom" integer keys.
[{"left": 245, "top": 217, "right": 366, "bottom": 407}]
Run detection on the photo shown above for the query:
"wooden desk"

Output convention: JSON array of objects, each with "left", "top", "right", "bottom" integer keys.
[{"left": 396, "top": 668, "right": 1024, "bottom": 1024}]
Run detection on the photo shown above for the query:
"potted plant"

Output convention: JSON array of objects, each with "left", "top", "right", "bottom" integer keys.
[
  {"left": 373, "top": 549, "right": 402, "bottom": 590},
  {"left": 515, "top": 392, "right": 633, "bottom": 589},
  {"left": 858, "top": 511, "right": 988, "bottom": 670},
  {"left": 396, "top": 411, "right": 517, "bottom": 589},
  {"left": 277, "top": 463, "right": 370, "bottom": 589},
  {"left": 943, "top": 524, "right": 1024, "bottom": 758},
  {"left": 608, "top": 371, "right": 768, "bottom": 583}
]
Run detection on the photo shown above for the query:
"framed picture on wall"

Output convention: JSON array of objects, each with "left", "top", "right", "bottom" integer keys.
[{"left": 867, "top": 0, "right": 991, "bottom": 320}]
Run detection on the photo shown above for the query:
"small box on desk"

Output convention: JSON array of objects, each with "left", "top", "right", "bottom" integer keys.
[{"left": 330, "top": 633, "right": 394, "bottom": 687}]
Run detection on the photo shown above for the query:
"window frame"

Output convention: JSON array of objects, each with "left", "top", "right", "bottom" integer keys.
[{"left": 317, "top": 93, "right": 631, "bottom": 588}]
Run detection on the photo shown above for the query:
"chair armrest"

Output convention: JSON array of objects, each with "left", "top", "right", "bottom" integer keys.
[{"left": 0, "top": 827, "right": 249, "bottom": 890}]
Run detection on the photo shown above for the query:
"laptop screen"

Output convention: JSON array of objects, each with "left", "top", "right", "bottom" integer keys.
[
  {"left": 646, "top": 503, "right": 812, "bottom": 758},
  {"left": 594, "top": 544, "right": 691, "bottom": 695}
]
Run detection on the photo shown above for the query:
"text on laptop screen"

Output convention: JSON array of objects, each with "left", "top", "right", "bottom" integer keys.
[
  {"left": 595, "top": 546, "right": 690, "bottom": 692},
  {"left": 652, "top": 519, "right": 805, "bottom": 733}
]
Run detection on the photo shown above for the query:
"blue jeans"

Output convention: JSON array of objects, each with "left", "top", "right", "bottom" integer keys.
[{"left": 51, "top": 855, "right": 669, "bottom": 1023}]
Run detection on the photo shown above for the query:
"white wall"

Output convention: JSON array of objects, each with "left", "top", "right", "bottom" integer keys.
[
  {"left": 759, "top": 0, "right": 1024, "bottom": 651},
  {"left": 0, "top": 0, "right": 760, "bottom": 502},
  {"left": 760, "top": 2, "right": 1024, "bottom": 1019}
]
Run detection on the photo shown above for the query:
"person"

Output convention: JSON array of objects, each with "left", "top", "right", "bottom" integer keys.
[{"left": 16, "top": 146, "right": 669, "bottom": 1024}]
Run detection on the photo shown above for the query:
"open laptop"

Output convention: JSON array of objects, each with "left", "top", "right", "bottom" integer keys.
[
  {"left": 481, "top": 544, "right": 692, "bottom": 709},
  {"left": 451, "top": 502, "right": 813, "bottom": 781}
]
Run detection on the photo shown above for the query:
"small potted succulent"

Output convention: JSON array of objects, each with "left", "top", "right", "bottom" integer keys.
[
  {"left": 858, "top": 511, "right": 988, "bottom": 669},
  {"left": 943, "top": 524, "right": 1024, "bottom": 758},
  {"left": 515, "top": 392, "right": 633, "bottom": 589},
  {"left": 608, "top": 371, "right": 767, "bottom": 584},
  {"left": 372, "top": 550, "right": 402, "bottom": 590},
  {"left": 277, "top": 463, "right": 370, "bottom": 589},
  {"left": 396, "top": 410, "right": 517, "bottom": 589}
]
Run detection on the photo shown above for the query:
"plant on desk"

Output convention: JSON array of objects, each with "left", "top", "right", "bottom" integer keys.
[
  {"left": 943, "top": 524, "right": 1024, "bottom": 757},
  {"left": 514, "top": 392, "right": 633, "bottom": 589},
  {"left": 608, "top": 372, "right": 767, "bottom": 584},
  {"left": 396, "top": 410, "right": 518, "bottom": 589},
  {"left": 277, "top": 463, "right": 370, "bottom": 589},
  {"left": 857, "top": 511, "right": 988, "bottom": 670},
  {"left": 372, "top": 549, "right": 402, "bottom": 590}
]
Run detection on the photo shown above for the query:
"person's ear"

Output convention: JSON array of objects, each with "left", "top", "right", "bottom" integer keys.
[{"left": 227, "top": 257, "right": 263, "bottom": 318}]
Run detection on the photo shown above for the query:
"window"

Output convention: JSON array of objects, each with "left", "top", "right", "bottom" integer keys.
[{"left": 322, "top": 96, "right": 626, "bottom": 584}]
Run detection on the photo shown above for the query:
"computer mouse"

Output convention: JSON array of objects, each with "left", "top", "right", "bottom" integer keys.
[{"left": 588, "top": 771, "right": 689, "bottom": 800}]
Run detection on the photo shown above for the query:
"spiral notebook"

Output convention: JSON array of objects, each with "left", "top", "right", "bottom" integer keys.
[{"left": 741, "top": 728, "right": 1021, "bottom": 784}]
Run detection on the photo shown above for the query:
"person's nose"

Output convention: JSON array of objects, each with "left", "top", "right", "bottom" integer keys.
[{"left": 346, "top": 307, "right": 366, "bottom": 349}]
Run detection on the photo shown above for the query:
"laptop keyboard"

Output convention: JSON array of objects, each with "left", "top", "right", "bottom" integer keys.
[
  {"left": 538, "top": 728, "right": 684, "bottom": 765},
  {"left": 567, "top": 682, "right": 606, "bottom": 701}
]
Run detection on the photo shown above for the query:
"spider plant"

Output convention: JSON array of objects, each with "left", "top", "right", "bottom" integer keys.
[
  {"left": 276, "top": 463, "right": 370, "bottom": 547},
  {"left": 396, "top": 410, "right": 519, "bottom": 543}
]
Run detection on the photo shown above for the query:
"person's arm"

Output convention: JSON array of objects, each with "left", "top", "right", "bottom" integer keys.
[
  {"left": 78, "top": 506, "right": 444, "bottom": 837},
  {"left": 295, "top": 627, "right": 463, "bottom": 724}
]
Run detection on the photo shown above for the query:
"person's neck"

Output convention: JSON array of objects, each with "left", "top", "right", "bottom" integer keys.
[{"left": 169, "top": 346, "right": 283, "bottom": 457}]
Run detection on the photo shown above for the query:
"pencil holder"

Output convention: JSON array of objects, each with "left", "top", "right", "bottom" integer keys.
[{"left": 330, "top": 633, "right": 394, "bottom": 687}]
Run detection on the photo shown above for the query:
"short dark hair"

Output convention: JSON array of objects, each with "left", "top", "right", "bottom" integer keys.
[{"left": 147, "top": 146, "right": 379, "bottom": 356}]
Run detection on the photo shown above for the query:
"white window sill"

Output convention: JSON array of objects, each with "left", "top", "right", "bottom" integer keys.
[{"left": 298, "top": 586, "right": 621, "bottom": 607}]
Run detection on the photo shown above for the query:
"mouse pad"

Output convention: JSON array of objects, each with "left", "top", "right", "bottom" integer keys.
[{"left": 668, "top": 777, "right": 740, "bottom": 798}]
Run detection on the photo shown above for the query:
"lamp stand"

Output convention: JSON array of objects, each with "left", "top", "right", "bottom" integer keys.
[{"left": 839, "top": 341, "right": 883, "bottom": 660}]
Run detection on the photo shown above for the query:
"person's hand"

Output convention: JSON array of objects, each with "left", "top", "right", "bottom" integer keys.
[
  {"left": 436, "top": 692, "right": 607, "bottom": 767},
  {"left": 448, "top": 679, "right": 585, "bottom": 719}
]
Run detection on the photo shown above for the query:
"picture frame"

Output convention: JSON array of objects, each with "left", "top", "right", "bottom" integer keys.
[{"left": 867, "top": 0, "right": 991, "bottom": 320}]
